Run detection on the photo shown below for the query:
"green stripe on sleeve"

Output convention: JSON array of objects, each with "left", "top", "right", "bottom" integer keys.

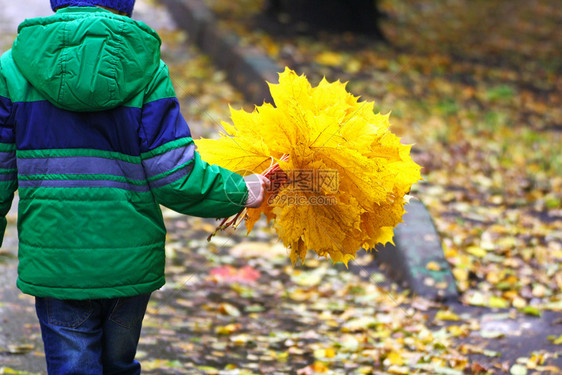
[
  {"left": 18, "top": 173, "right": 148, "bottom": 185},
  {"left": 17, "top": 148, "right": 141, "bottom": 163},
  {"left": 141, "top": 137, "right": 193, "bottom": 159},
  {"left": 0, "top": 143, "right": 15, "bottom": 152}
]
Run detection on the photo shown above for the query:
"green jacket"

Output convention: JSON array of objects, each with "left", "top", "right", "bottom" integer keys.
[{"left": 0, "top": 7, "right": 248, "bottom": 299}]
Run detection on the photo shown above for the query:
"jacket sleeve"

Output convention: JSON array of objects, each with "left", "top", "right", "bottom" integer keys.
[
  {"left": 139, "top": 61, "right": 248, "bottom": 218},
  {"left": 0, "top": 57, "right": 17, "bottom": 246}
]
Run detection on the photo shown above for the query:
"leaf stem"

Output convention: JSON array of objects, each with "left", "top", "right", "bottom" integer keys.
[{"left": 206, "top": 154, "right": 290, "bottom": 241}]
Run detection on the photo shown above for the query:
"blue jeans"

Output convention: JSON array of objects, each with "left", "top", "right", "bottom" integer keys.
[{"left": 35, "top": 294, "right": 151, "bottom": 375}]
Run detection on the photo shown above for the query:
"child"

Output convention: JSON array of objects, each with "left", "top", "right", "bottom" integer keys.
[{"left": 0, "top": 1, "right": 269, "bottom": 373}]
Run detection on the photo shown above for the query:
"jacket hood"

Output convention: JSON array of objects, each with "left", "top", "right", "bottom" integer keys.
[{"left": 12, "top": 7, "right": 161, "bottom": 112}]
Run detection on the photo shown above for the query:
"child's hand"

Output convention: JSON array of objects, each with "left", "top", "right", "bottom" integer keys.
[{"left": 243, "top": 174, "right": 271, "bottom": 208}]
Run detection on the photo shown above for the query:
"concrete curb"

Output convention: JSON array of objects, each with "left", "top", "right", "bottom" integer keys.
[
  {"left": 161, "top": 0, "right": 459, "bottom": 301},
  {"left": 375, "top": 200, "right": 458, "bottom": 301}
]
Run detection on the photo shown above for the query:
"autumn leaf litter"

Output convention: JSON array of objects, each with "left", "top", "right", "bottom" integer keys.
[{"left": 128, "top": 0, "right": 562, "bottom": 373}]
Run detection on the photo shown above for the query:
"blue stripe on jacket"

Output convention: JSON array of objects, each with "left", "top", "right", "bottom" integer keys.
[
  {"left": 142, "top": 143, "right": 195, "bottom": 179},
  {"left": 0, "top": 96, "right": 16, "bottom": 184},
  {"left": 149, "top": 164, "right": 195, "bottom": 189},
  {"left": 0, "top": 152, "right": 15, "bottom": 170},
  {"left": 0, "top": 96, "right": 14, "bottom": 144},
  {"left": 3, "top": 93, "right": 197, "bottom": 191},
  {"left": 18, "top": 179, "right": 150, "bottom": 192},
  {"left": 14, "top": 101, "right": 142, "bottom": 155},
  {"left": 16, "top": 143, "right": 196, "bottom": 191},
  {"left": 13, "top": 98, "right": 191, "bottom": 154},
  {"left": 17, "top": 156, "right": 146, "bottom": 180},
  {"left": 0, "top": 149, "right": 15, "bottom": 173},
  {"left": 140, "top": 97, "right": 191, "bottom": 153},
  {"left": 0, "top": 173, "right": 16, "bottom": 181}
]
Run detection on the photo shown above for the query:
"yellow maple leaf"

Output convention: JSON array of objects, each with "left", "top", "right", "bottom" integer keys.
[
  {"left": 194, "top": 68, "right": 422, "bottom": 266},
  {"left": 315, "top": 51, "right": 344, "bottom": 66},
  {"left": 195, "top": 133, "right": 271, "bottom": 174}
]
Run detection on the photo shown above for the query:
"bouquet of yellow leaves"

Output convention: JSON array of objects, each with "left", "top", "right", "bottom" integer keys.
[{"left": 195, "top": 68, "right": 421, "bottom": 265}]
